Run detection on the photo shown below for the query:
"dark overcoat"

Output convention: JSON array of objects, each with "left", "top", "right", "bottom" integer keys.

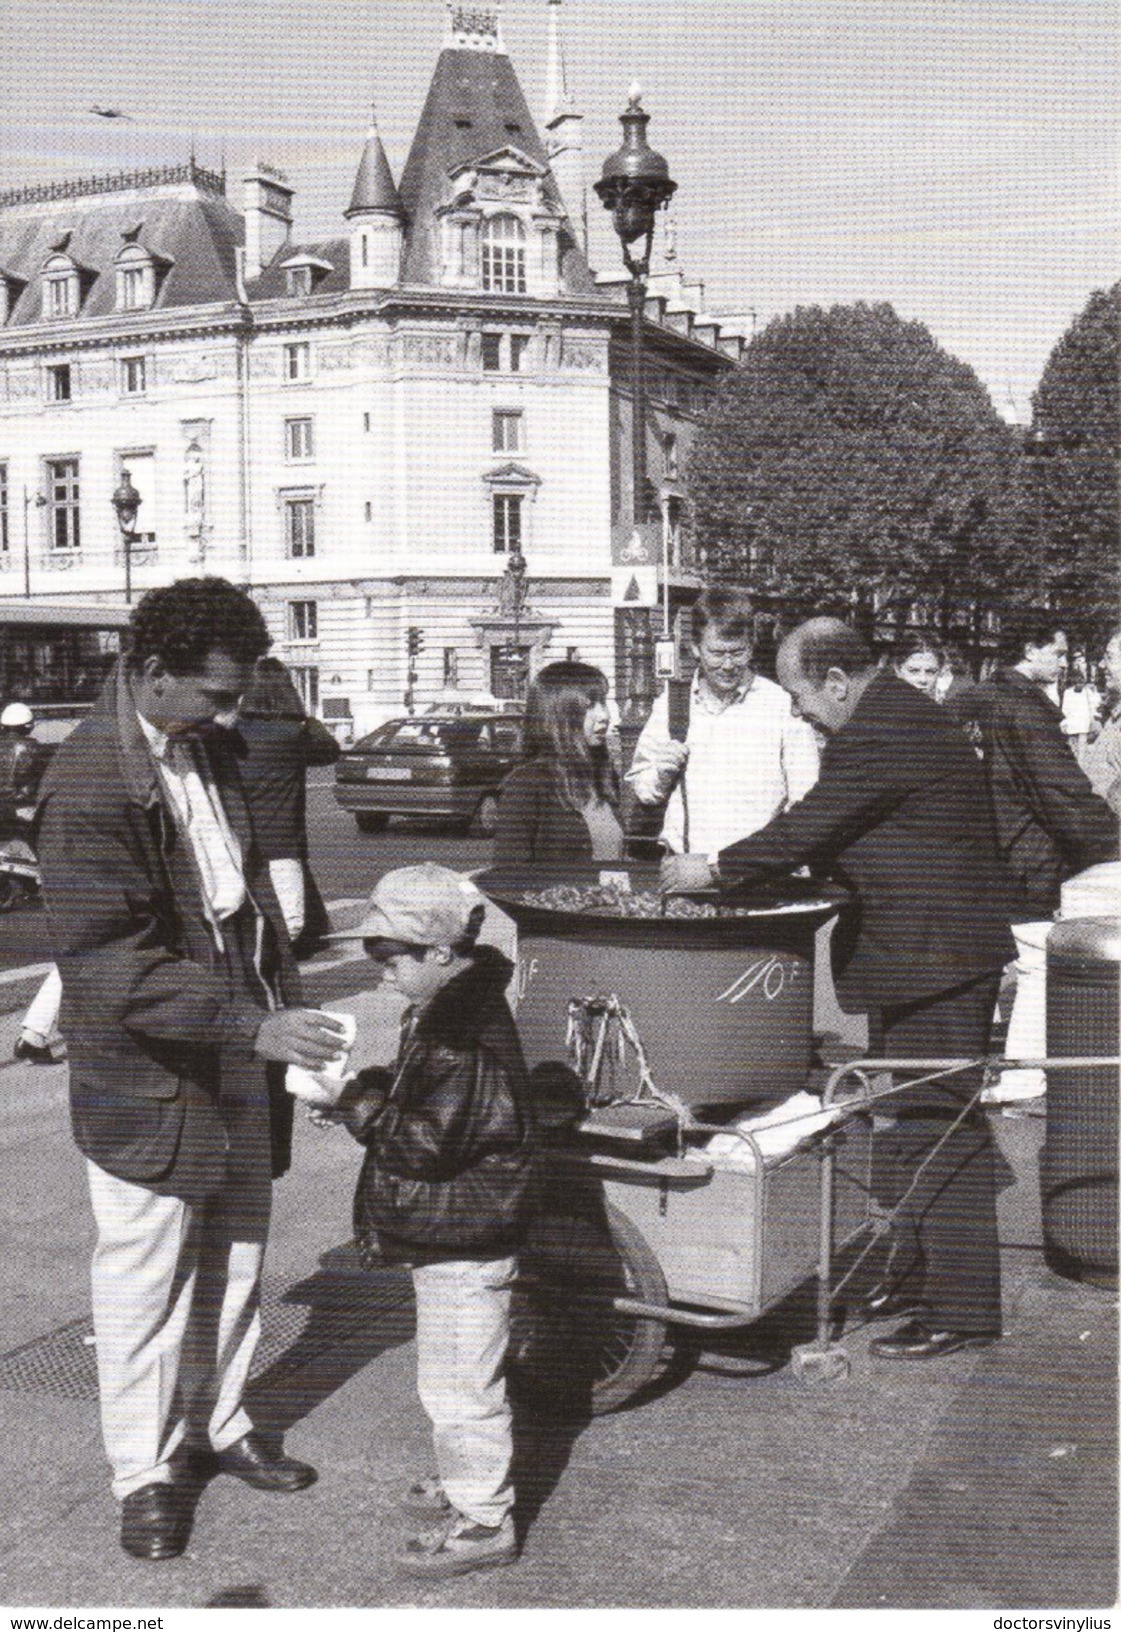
[
  {"left": 717, "top": 671, "right": 1017, "bottom": 1012},
  {"left": 35, "top": 662, "right": 301, "bottom": 1200},
  {"left": 973, "top": 667, "right": 1118, "bottom": 918}
]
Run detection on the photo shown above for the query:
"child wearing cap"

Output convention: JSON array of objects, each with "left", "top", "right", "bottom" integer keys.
[{"left": 321, "top": 864, "right": 535, "bottom": 1580}]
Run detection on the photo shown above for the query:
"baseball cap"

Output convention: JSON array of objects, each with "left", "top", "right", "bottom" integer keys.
[
  {"left": 1, "top": 703, "right": 33, "bottom": 729},
  {"left": 327, "top": 864, "right": 486, "bottom": 950}
]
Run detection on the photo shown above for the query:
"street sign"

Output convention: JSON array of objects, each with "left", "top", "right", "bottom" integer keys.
[{"left": 610, "top": 566, "right": 658, "bottom": 606}]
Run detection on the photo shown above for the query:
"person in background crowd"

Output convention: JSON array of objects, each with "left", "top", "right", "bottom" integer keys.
[
  {"left": 628, "top": 587, "right": 819, "bottom": 857},
  {"left": 36, "top": 577, "right": 348, "bottom": 1562},
  {"left": 1084, "top": 628, "right": 1121, "bottom": 816},
  {"left": 662, "top": 618, "right": 1014, "bottom": 1360},
  {"left": 0, "top": 701, "right": 51, "bottom": 819},
  {"left": 493, "top": 661, "right": 623, "bottom": 864},
  {"left": 236, "top": 657, "right": 341, "bottom": 958},
  {"left": 937, "top": 643, "right": 983, "bottom": 740},
  {"left": 891, "top": 631, "right": 944, "bottom": 700},
  {"left": 1058, "top": 650, "right": 1101, "bottom": 769},
  {"left": 973, "top": 613, "right": 1117, "bottom": 1105},
  {"left": 319, "top": 866, "right": 534, "bottom": 1580}
]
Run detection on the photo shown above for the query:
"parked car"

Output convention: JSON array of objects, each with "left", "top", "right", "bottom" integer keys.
[{"left": 334, "top": 713, "right": 525, "bottom": 835}]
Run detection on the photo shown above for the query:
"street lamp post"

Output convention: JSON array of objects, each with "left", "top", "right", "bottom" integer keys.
[
  {"left": 22, "top": 487, "right": 46, "bottom": 600},
  {"left": 111, "top": 470, "right": 142, "bottom": 604},
  {"left": 595, "top": 85, "right": 676, "bottom": 723}
]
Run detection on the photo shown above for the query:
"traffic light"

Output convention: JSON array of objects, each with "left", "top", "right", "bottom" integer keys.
[{"left": 407, "top": 626, "right": 424, "bottom": 658}]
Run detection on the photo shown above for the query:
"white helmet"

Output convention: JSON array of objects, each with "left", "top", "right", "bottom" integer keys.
[{"left": 0, "top": 703, "right": 33, "bottom": 729}]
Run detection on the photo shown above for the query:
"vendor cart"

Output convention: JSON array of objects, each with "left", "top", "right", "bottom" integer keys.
[{"left": 477, "top": 864, "right": 877, "bottom": 1413}]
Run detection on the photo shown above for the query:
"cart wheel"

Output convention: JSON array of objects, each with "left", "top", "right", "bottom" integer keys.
[
  {"left": 510, "top": 1201, "right": 668, "bottom": 1416},
  {"left": 791, "top": 1341, "right": 851, "bottom": 1385}
]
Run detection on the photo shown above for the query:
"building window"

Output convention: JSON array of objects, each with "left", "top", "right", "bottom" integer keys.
[
  {"left": 443, "top": 647, "right": 459, "bottom": 689},
  {"left": 284, "top": 416, "right": 313, "bottom": 460},
  {"left": 283, "top": 341, "right": 311, "bottom": 382},
  {"left": 285, "top": 497, "right": 315, "bottom": 558},
  {"left": 46, "top": 457, "right": 80, "bottom": 551},
  {"left": 364, "top": 501, "right": 372, "bottom": 521},
  {"left": 288, "top": 600, "right": 318, "bottom": 642},
  {"left": 509, "top": 334, "right": 529, "bottom": 373},
  {"left": 481, "top": 333, "right": 502, "bottom": 372},
  {"left": 663, "top": 432, "right": 678, "bottom": 479},
  {"left": 122, "top": 356, "right": 146, "bottom": 395},
  {"left": 45, "top": 275, "right": 76, "bottom": 318},
  {"left": 290, "top": 665, "right": 319, "bottom": 713},
  {"left": 47, "top": 364, "right": 72, "bottom": 403},
  {"left": 481, "top": 214, "right": 527, "bottom": 294},
  {"left": 120, "top": 266, "right": 145, "bottom": 310},
  {"left": 285, "top": 266, "right": 312, "bottom": 297},
  {"left": 492, "top": 493, "right": 522, "bottom": 554},
  {"left": 362, "top": 411, "right": 371, "bottom": 432},
  {"left": 492, "top": 410, "right": 523, "bottom": 453},
  {"left": 0, "top": 463, "right": 8, "bottom": 557}
]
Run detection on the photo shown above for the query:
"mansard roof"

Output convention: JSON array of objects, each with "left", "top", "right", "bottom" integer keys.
[
  {"left": 397, "top": 43, "right": 594, "bottom": 293},
  {"left": 247, "top": 238, "right": 350, "bottom": 300},
  {"left": 0, "top": 169, "right": 244, "bottom": 325}
]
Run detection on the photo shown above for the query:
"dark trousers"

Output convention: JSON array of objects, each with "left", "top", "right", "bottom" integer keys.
[{"left": 869, "top": 973, "right": 1002, "bottom": 1334}]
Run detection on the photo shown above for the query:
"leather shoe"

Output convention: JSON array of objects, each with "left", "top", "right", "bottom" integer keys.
[
  {"left": 870, "top": 1319, "right": 1000, "bottom": 1360},
  {"left": 120, "top": 1483, "right": 188, "bottom": 1560},
  {"left": 214, "top": 1432, "right": 317, "bottom": 1493},
  {"left": 861, "top": 1283, "right": 931, "bottom": 1323}
]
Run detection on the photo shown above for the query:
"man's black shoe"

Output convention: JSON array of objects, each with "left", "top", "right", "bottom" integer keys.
[
  {"left": 214, "top": 1432, "right": 317, "bottom": 1493},
  {"left": 120, "top": 1483, "right": 188, "bottom": 1560},
  {"left": 862, "top": 1284, "right": 931, "bottom": 1323},
  {"left": 869, "top": 1319, "right": 1000, "bottom": 1360},
  {"left": 14, "top": 1038, "right": 58, "bottom": 1065}
]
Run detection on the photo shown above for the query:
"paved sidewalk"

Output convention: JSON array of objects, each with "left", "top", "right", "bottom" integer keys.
[{"left": 0, "top": 1008, "right": 1115, "bottom": 1610}]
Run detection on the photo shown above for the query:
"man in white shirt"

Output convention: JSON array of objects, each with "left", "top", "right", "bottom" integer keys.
[{"left": 627, "top": 587, "right": 819, "bottom": 856}]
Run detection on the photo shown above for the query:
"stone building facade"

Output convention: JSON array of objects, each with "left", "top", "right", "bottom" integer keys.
[{"left": 0, "top": 2, "right": 745, "bottom": 735}]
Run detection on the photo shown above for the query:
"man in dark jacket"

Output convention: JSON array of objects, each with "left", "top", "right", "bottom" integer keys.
[
  {"left": 663, "top": 618, "right": 1015, "bottom": 1360},
  {"left": 36, "top": 578, "right": 346, "bottom": 1561},
  {"left": 321, "top": 865, "right": 534, "bottom": 1580},
  {"left": 974, "top": 614, "right": 1117, "bottom": 1102}
]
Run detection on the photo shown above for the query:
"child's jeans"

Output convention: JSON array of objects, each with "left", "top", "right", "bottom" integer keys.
[{"left": 411, "top": 1255, "right": 517, "bottom": 1527}]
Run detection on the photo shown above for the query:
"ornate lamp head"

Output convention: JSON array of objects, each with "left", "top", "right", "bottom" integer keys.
[
  {"left": 111, "top": 470, "right": 142, "bottom": 538},
  {"left": 594, "top": 85, "right": 676, "bottom": 278}
]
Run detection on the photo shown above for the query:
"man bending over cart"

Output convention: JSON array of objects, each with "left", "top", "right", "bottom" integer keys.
[{"left": 662, "top": 617, "right": 1016, "bottom": 1361}]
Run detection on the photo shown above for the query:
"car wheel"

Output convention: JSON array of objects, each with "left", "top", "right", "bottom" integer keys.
[{"left": 355, "top": 812, "right": 389, "bottom": 834}]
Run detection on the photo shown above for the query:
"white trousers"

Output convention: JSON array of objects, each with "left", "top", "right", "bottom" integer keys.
[
  {"left": 21, "top": 964, "right": 62, "bottom": 1048},
  {"left": 86, "top": 1160, "right": 269, "bottom": 1500},
  {"left": 985, "top": 919, "right": 1051, "bottom": 1102},
  {"left": 412, "top": 1256, "right": 516, "bottom": 1528}
]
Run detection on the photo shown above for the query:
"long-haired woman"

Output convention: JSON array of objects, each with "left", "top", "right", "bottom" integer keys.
[
  {"left": 493, "top": 660, "right": 623, "bottom": 864},
  {"left": 891, "top": 630, "right": 944, "bottom": 700}
]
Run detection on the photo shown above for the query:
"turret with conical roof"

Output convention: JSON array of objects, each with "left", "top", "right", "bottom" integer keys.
[
  {"left": 346, "top": 106, "right": 404, "bottom": 290},
  {"left": 393, "top": 0, "right": 594, "bottom": 295}
]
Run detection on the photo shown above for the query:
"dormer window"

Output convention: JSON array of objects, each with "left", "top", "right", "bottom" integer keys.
[
  {"left": 481, "top": 214, "right": 526, "bottom": 294},
  {"left": 114, "top": 244, "right": 157, "bottom": 312},
  {"left": 279, "top": 255, "right": 332, "bottom": 299},
  {"left": 0, "top": 271, "right": 25, "bottom": 325},
  {"left": 42, "top": 254, "right": 80, "bottom": 320}
]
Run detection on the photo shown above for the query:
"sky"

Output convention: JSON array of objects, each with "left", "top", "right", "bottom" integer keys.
[{"left": 1, "top": 0, "right": 1116, "bottom": 421}]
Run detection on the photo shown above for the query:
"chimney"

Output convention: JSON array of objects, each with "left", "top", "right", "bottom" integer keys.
[{"left": 243, "top": 163, "right": 294, "bottom": 281}]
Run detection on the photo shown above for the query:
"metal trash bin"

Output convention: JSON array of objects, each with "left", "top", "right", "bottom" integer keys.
[{"left": 1043, "top": 916, "right": 1121, "bottom": 1288}]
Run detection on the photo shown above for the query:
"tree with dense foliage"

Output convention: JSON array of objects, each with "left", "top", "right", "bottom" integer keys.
[
  {"left": 1008, "top": 283, "right": 1120, "bottom": 644},
  {"left": 688, "top": 301, "right": 1019, "bottom": 642}
]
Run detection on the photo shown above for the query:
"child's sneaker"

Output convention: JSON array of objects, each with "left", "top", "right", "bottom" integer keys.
[
  {"left": 402, "top": 1474, "right": 452, "bottom": 1520},
  {"left": 397, "top": 1510, "right": 517, "bottom": 1579}
]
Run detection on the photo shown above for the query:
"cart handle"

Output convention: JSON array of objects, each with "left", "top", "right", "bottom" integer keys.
[{"left": 822, "top": 1055, "right": 1121, "bottom": 1108}]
